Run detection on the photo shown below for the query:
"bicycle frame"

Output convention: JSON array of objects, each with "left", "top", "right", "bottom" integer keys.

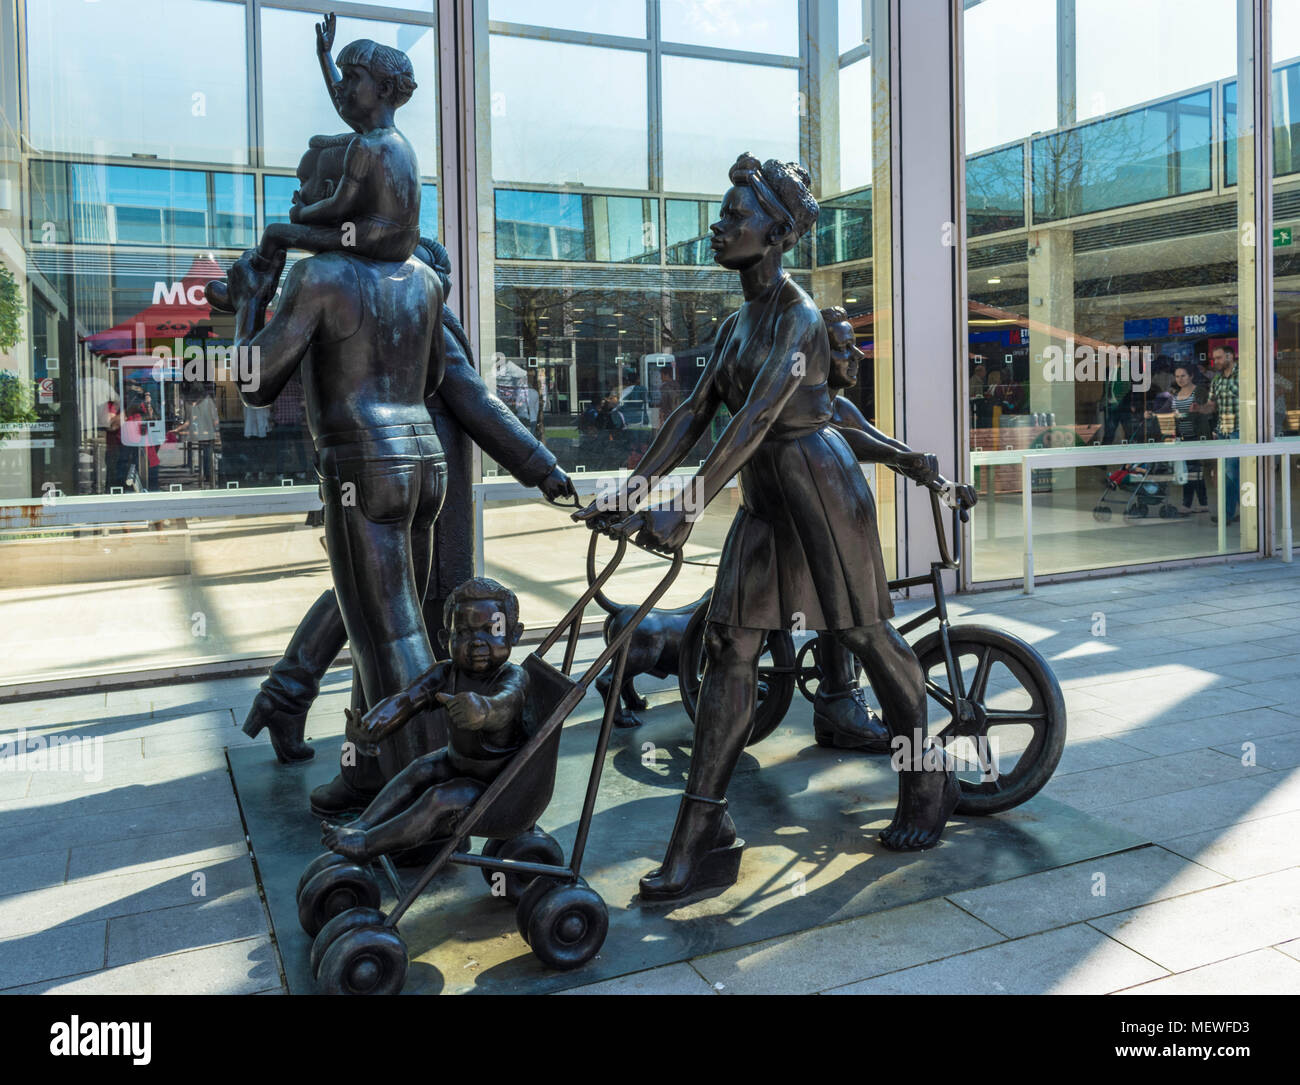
[{"left": 889, "top": 488, "right": 967, "bottom": 714}]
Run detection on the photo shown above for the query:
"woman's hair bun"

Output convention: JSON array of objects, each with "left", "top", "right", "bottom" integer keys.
[{"left": 726, "top": 153, "right": 818, "bottom": 247}]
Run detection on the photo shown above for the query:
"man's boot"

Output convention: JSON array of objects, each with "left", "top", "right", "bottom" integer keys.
[{"left": 812, "top": 687, "right": 891, "bottom": 753}]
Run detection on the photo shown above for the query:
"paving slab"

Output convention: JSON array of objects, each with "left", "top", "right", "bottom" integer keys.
[
  {"left": 105, "top": 888, "right": 268, "bottom": 967},
  {"left": 0, "top": 846, "right": 68, "bottom": 898},
  {"left": 1214, "top": 730, "right": 1300, "bottom": 771},
  {"left": 1086, "top": 775, "right": 1281, "bottom": 840},
  {"left": 1089, "top": 867, "right": 1300, "bottom": 972},
  {"left": 1042, "top": 748, "right": 1262, "bottom": 811},
  {"left": 945, "top": 845, "right": 1227, "bottom": 938},
  {"left": 1106, "top": 708, "right": 1300, "bottom": 757},
  {"left": 1160, "top": 809, "right": 1300, "bottom": 881},
  {"left": 67, "top": 821, "right": 249, "bottom": 883},
  {"left": 557, "top": 962, "right": 717, "bottom": 996},
  {"left": 0, "top": 854, "right": 259, "bottom": 939},
  {"left": 0, "top": 919, "right": 106, "bottom": 989},
  {"left": 1113, "top": 948, "right": 1300, "bottom": 995},
  {"left": 687, "top": 896, "right": 1004, "bottom": 995},
  {"left": 823, "top": 922, "right": 1168, "bottom": 995},
  {"left": 0, "top": 788, "right": 242, "bottom": 860},
  {"left": 2, "top": 936, "right": 281, "bottom": 995}
]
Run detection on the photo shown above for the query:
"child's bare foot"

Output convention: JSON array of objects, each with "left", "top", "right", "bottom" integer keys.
[{"left": 321, "top": 821, "right": 372, "bottom": 861}]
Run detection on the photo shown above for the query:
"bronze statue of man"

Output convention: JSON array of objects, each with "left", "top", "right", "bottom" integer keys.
[
  {"left": 577, "top": 154, "right": 960, "bottom": 902},
  {"left": 215, "top": 17, "right": 449, "bottom": 806}
]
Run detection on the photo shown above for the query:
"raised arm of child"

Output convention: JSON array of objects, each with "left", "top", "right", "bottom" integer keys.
[{"left": 315, "top": 13, "right": 352, "bottom": 129}]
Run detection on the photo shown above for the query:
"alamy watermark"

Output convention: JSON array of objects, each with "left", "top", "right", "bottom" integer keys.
[
  {"left": 1041, "top": 342, "right": 1153, "bottom": 394},
  {"left": 138, "top": 340, "right": 262, "bottom": 392},
  {"left": 0, "top": 729, "right": 104, "bottom": 782},
  {"left": 592, "top": 475, "right": 707, "bottom": 521}
]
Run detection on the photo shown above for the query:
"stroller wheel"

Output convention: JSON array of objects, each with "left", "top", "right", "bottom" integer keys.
[
  {"left": 527, "top": 884, "right": 609, "bottom": 971},
  {"left": 316, "top": 925, "right": 408, "bottom": 995},
  {"left": 298, "top": 863, "right": 382, "bottom": 937},
  {"left": 1092, "top": 506, "right": 1112, "bottom": 522},
  {"left": 297, "top": 852, "right": 349, "bottom": 903},
  {"left": 311, "top": 906, "right": 387, "bottom": 980},
  {"left": 482, "top": 828, "right": 564, "bottom": 903},
  {"left": 517, "top": 876, "right": 588, "bottom": 942}
]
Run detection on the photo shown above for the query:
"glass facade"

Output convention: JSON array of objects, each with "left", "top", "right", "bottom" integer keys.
[
  {"left": 0, "top": 0, "right": 1293, "bottom": 685},
  {"left": 964, "top": 0, "right": 1286, "bottom": 583},
  {"left": 473, "top": 0, "right": 894, "bottom": 611}
]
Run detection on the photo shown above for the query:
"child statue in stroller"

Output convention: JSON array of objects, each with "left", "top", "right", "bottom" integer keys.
[{"left": 322, "top": 577, "right": 529, "bottom": 861}]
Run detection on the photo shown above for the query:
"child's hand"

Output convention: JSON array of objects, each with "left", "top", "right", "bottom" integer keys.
[
  {"left": 435, "top": 691, "right": 490, "bottom": 731},
  {"left": 361, "top": 690, "right": 414, "bottom": 740},
  {"left": 344, "top": 708, "right": 380, "bottom": 756},
  {"left": 316, "top": 12, "right": 336, "bottom": 55}
]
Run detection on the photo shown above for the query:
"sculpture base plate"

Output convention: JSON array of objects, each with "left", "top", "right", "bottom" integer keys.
[{"left": 229, "top": 688, "right": 1146, "bottom": 995}]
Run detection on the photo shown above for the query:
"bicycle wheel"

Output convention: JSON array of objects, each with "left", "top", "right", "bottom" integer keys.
[
  {"left": 677, "top": 602, "right": 796, "bottom": 746},
  {"left": 913, "top": 625, "right": 1066, "bottom": 815},
  {"left": 794, "top": 636, "right": 864, "bottom": 704}
]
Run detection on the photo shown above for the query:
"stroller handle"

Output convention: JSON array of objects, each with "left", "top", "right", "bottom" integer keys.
[{"left": 538, "top": 530, "right": 685, "bottom": 674}]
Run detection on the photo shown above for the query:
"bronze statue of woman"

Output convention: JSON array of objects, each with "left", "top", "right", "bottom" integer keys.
[{"left": 576, "top": 153, "right": 959, "bottom": 901}]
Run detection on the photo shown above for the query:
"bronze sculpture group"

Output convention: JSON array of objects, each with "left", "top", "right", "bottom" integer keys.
[{"left": 217, "top": 15, "right": 1020, "bottom": 988}]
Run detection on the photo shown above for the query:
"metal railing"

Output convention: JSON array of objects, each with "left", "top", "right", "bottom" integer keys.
[{"left": 970, "top": 439, "right": 1299, "bottom": 592}]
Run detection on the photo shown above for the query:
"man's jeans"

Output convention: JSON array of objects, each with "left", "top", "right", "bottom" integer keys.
[
  {"left": 1218, "top": 430, "right": 1240, "bottom": 520},
  {"left": 316, "top": 424, "right": 447, "bottom": 788}
]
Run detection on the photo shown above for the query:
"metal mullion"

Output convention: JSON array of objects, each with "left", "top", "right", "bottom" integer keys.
[
  {"left": 658, "top": 42, "right": 801, "bottom": 68},
  {"left": 647, "top": 0, "right": 662, "bottom": 194},
  {"left": 1254, "top": 0, "right": 1277, "bottom": 554},
  {"left": 955, "top": 0, "right": 974, "bottom": 591},
  {"left": 839, "top": 42, "right": 870, "bottom": 67},
  {"left": 494, "top": 180, "right": 666, "bottom": 200},
  {"left": 247, "top": 0, "right": 262, "bottom": 173},
  {"left": 798, "top": 0, "right": 810, "bottom": 176}
]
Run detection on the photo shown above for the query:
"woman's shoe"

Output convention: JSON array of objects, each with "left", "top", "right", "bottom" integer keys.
[
  {"left": 242, "top": 692, "right": 314, "bottom": 764},
  {"left": 639, "top": 793, "right": 744, "bottom": 902}
]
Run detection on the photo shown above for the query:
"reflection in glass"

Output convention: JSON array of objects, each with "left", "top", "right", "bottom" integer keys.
[
  {"left": 660, "top": 0, "right": 798, "bottom": 56},
  {"left": 817, "top": 190, "right": 872, "bottom": 266},
  {"left": 964, "top": 0, "right": 1055, "bottom": 154},
  {"left": 839, "top": 58, "right": 874, "bottom": 191},
  {"left": 489, "top": 0, "right": 646, "bottom": 37},
  {"left": 1075, "top": 0, "right": 1236, "bottom": 120},
  {"left": 29, "top": 162, "right": 254, "bottom": 250},
  {"left": 1223, "top": 66, "right": 1300, "bottom": 186},
  {"left": 488, "top": 36, "right": 649, "bottom": 189},
  {"left": 1032, "top": 91, "right": 1212, "bottom": 222},
  {"left": 495, "top": 191, "right": 657, "bottom": 263},
  {"left": 26, "top": 0, "right": 249, "bottom": 163},
  {"left": 661, "top": 56, "right": 799, "bottom": 194},
  {"left": 966, "top": 1, "right": 1254, "bottom": 582},
  {"left": 967, "top": 145, "right": 1026, "bottom": 236}
]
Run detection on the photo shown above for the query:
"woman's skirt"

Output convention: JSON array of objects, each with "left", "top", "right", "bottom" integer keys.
[{"left": 706, "top": 424, "right": 894, "bottom": 632}]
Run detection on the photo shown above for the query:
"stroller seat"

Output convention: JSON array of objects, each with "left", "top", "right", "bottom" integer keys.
[{"left": 467, "top": 653, "right": 576, "bottom": 840}]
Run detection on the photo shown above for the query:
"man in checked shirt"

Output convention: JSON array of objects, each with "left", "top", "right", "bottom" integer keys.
[{"left": 1202, "top": 344, "right": 1241, "bottom": 525}]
